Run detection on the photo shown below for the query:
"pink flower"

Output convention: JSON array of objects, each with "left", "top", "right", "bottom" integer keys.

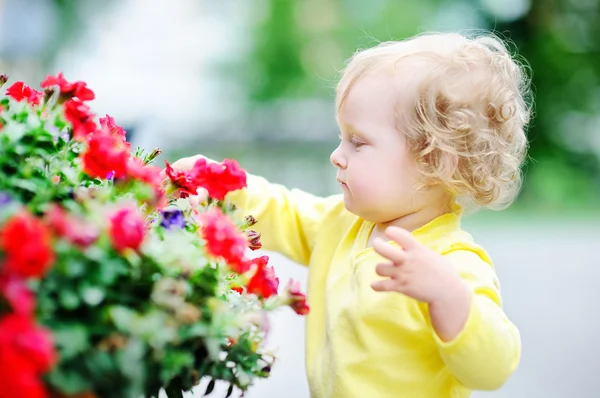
[
  {"left": 45, "top": 205, "right": 99, "bottom": 249},
  {"left": 0, "top": 274, "right": 35, "bottom": 315},
  {"left": 109, "top": 207, "right": 146, "bottom": 253},
  {"left": 198, "top": 208, "right": 248, "bottom": 272},
  {"left": 99, "top": 115, "right": 127, "bottom": 141}
]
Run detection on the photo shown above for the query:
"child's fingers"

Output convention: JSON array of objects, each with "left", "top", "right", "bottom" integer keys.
[
  {"left": 372, "top": 238, "right": 406, "bottom": 265},
  {"left": 188, "top": 189, "right": 209, "bottom": 207},
  {"left": 385, "top": 227, "right": 419, "bottom": 250},
  {"left": 370, "top": 279, "right": 398, "bottom": 292},
  {"left": 375, "top": 262, "right": 398, "bottom": 278}
]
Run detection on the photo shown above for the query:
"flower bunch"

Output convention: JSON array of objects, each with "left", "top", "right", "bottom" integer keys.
[{"left": 0, "top": 73, "right": 308, "bottom": 398}]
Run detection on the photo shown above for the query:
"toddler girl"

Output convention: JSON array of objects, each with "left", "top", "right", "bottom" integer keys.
[{"left": 171, "top": 31, "right": 530, "bottom": 398}]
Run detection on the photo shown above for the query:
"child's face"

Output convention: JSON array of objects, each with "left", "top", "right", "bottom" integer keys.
[{"left": 331, "top": 72, "right": 444, "bottom": 223}]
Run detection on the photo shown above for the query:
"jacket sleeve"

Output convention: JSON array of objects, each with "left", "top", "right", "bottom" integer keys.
[
  {"left": 433, "top": 249, "right": 521, "bottom": 391},
  {"left": 226, "top": 174, "right": 342, "bottom": 266}
]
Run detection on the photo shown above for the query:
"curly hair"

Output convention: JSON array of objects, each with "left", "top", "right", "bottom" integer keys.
[{"left": 336, "top": 32, "right": 532, "bottom": 210}]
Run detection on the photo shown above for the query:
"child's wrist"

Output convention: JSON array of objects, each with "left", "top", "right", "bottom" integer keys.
[{"left": 427, "top": 277, "right": 471, "bottom": 308}]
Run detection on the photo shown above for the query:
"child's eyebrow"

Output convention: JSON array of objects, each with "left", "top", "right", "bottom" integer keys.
[
  {"left": 344, "top": 124, "right": 368, "bottom": 139},
  {"left": 340, "top": 122, "right": 360, "bottom": 134}
]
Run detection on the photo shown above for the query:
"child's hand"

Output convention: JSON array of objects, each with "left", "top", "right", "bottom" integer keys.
[
  {"left": 162, "top": 154, "right": 211, "bottom": 202},
  {"left": 371, "top": 226, "right": 468, "bottom": 304},
  {"left": 165, "top": 154, "right": 209, "bottom": 174}
]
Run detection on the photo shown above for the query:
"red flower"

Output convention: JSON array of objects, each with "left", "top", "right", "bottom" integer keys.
[
  {"left": 109, "top": 206, "right": 146, "bottom": 253},
  {"left": 199, "top": 208, "right": 248, "bottom": 272},
  {"left": 45, "top": 205, "right": 99, "bottom": 249},
  {"left": 41, "top": 72, "right": 95, "bottom": 101},
  {"left": 245, "top": 230, "right": 262, "bottom": 251},
  {"left": 0, "top": 313, "right": 56, "bottom": 398},
  {"left": 63, "top": 99, "right": 97, "bottom": 140},
  {"left": 0, "top": 211, "right": 55, "bottom": 278},
  {"left": 281, "top": 280, "right": 309, "bottom": 315},
  {"left": 5, "top": 81, "right": 42, "bottom": 106},
  {"left": 192, "top": 158, "right": 247, "bottom": 200},
  {"left": 99, "top": 114, "right": 127, "bottom": 141},
  {"left": 81, "top": 129, "right": 131, "bottom": 179},
  {"left": 164, "top": 161, "right": 203, "bottom": 198},
  {"left": 0, "top": 274, "right": 35, "bottom": 315},
  {"left": 127, "top": 157, "right": 162, "bottom": 186},
  {"left": 231, "top": 286, "right": 244, "bottom": 294},
  {"left": 246, "top": 256, "right": 279, "bottom": 299},
  {"left": 127, "top": 157, "right": 165, "bottom": 206}
]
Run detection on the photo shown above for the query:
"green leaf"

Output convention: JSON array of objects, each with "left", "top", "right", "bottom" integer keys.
[
  {"left": 46, "top": 367, "right": 93, "bottom": 395},
  {"left": 52, "top": 324, "right": 89, "bottom": 360},
  {"left": 109, "top": 306, "right": 136, "bottom": 331},
  {"left": 62, "top": 257, "right": 86, "bottom": 277},
  {"left": 180, "top": 323, "right": 208, "bottom": 339},
  {"left": 96, "top": 258, "right": 128, "bottom": 285},
  {"left": 12, "top": 178, "right": 39, "bottom": 193},
  {"left": 83, "top": 350, "right": 117, "bottom": 380},
  {"left": 144, "top": 382, "right": 162, "bottom": 398},
  {"left": 159, "top": 350, "right": 194, "bottom": 384},
  {"left": 115, "top": 339, "right": 146, "bottom": 396},
  {"left": 80, "top": 285, "right": 105, "bottom": 306},
  {"left": 164, "top": 378, "right": 185, "bottom": 398},
  {"left": 204, "top": 379, "right": 215, "bottom": 396},
  {"left": 61, "top": 165, "right": 80, "bottom": 184},
  {"left": 3, "top": 124, "right": 27, "bottom": 142},
  {"left": 59, "top": 289, "right": 81, "bottom": 309}
]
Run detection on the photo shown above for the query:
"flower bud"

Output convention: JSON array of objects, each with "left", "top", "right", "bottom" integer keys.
[
  {"left": 246, "top": 229, "right": 262, "bottom": 251},
  {"left": 146, "top": 147, "right": 162, "bottom": 164},
  {"left": 244, "top": 215, "right": 258, "bottom": 228},
  {"left": 281, "top": 280, "right": 309, "bottom": 315}
]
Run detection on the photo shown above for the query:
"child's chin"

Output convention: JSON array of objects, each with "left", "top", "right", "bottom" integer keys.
[{"left": 342, "top": 195, "right": 361, "bottom": 215}]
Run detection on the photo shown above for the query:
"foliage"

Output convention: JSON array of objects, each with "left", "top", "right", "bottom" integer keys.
[{"left": 0, "top": 73, "right": 308, "bottom": 398}]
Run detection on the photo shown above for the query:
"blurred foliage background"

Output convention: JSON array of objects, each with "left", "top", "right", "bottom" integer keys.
[{"left": 1, "top": 0, "right": 599, "bottom": 213}]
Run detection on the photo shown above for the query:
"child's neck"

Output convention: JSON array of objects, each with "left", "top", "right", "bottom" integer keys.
[{"left": 367, "top": 202, "right": 454, "bottom": 246}]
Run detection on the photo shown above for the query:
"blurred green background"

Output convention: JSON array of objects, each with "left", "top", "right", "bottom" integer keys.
[
  {"left": 1, "top": 1, "right": 599, "bottom": 397},
  {"left": 1, "top": 0, "right": 599, "bottom": 215}
]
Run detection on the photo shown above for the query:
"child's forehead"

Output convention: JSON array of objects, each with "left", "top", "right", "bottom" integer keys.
[{"left": 338, "top": 61, "right": 427, "bottom": 113}]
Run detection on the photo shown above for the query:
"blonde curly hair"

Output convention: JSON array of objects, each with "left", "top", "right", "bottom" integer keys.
[{"left": 336, "top": 32, "right": 532, "bottom": 210}]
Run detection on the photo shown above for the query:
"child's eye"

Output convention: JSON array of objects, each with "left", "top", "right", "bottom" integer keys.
[{"left": 350, "top": 138, "right": 365, "bottom": 148}]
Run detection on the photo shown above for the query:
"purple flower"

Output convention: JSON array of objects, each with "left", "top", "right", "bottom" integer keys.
[
  {"left": 0, "top": 192, "right": 12, "bottom": 207},
  {"left": 160, "top": 208, "right": 185, "bottom": 230}
]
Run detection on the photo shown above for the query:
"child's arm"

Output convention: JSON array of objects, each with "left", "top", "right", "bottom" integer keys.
[
  {"left": 371, "top": 228, "right": 520, "bottom": 391},
  {"left": 227, "top": 173, "right": 342, "bottom": 266},
  {"left": 167, "top": 154, "right": 342, "bottom": 265},
  {"left": 431, "top": 249, "right": 520, "bottom": 391}
]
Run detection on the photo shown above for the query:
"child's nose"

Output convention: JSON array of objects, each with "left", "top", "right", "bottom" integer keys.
[{"left": 330, "top": 145, "right": 347, "bottom": 169}]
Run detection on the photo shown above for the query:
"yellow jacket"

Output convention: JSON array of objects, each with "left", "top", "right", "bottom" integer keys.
[{"left": 228, "top": 175, "right": 521, "bottom": 398}]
